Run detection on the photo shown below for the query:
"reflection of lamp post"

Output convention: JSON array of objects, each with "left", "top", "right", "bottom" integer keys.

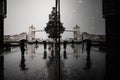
[{"left": 0, "top": 0, "right": 7, "bottom": 52}]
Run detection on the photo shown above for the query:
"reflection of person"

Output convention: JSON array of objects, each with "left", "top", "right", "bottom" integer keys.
[
  {"left": 84, "top": 39, "right": 92, "bottom": 70},
  {"left": 86, "top": 39, "right": 92, "bottom": 54},
  {"left": 63, "top": 50, "right": 67, "bottom": 59},
  {"left": 43, "top": 50, "right": 47, "bottom": 59},
  {"left": 19, "top": 55, "right": 28, "bottom": 71},
  {"left": 19, "top": 41, "right": 25, "bottom": 55},
  {"left": 84, "top": 53, "right": 92, "bottom": 70}
]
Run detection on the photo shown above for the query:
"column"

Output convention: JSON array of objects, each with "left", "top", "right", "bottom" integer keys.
[{"left": 103, "top": 0, "right": 120, "bottom": 80}]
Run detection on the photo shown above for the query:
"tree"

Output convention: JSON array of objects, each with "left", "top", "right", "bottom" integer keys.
[{"left": 45, "top": 7, "right": 65, "bottom": 38}]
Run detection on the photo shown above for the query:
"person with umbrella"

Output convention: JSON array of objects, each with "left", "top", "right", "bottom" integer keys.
[{"left": 19, "top": 39, "right": 26, "bottom": 55}]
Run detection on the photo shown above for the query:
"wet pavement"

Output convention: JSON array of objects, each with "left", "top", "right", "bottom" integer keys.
[{"left": 0, "top": 44, "right": 105, "bottom": 80}]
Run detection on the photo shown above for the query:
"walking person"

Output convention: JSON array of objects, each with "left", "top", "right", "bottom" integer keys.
[
  {"left": 19, "top": 40, "right": 26, "bottom": 55},
  {"left": 86, "top": 39, "right": 92, "bottom": 54}
]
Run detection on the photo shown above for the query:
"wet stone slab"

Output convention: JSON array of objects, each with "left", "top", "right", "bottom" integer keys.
[{"left": 0, "top": 44, "right": 105, "bottom": 80}]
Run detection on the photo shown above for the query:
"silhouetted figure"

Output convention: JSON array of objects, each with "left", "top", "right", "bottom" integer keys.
[
  {"left": 63, "top": 50, "right": 67, "bottom": 59},
  {"left": 43, "top": 50, "right": 47, "bottom": 59},
  {"left": 86, "top": 39, "right": 92, "bottom": 54},
  {"left": 84, "top": 53, "right": 92, "bottom": 70},
  {"left": 19, "top": 41, "right": 25, "bottom": 55},
  {"left": 43, "top": 41, "right": 47, "bottom": 50},
  {"left": 71, "top": 40, "right": 75, "bottom": 48},
  {"left": 71, "top": 40, "right": 74, "bottom": 44},
  {"left": 19, "top": 55, "right": 28, "bottom": 71},
  {"left": 63, "top": 41, "right": 67, "bottom": 49},
  {"left": 35, "top": 40, "right": 38, "bottom": 45}
]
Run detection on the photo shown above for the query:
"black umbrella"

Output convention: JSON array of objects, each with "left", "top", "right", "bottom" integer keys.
[{"left": 19, "top": 39, "right": 27, "bottom": 43}]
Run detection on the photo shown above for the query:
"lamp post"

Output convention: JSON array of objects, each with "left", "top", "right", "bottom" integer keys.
[{"left": 44, "top": 0, "right": 64, "bottom": 80}]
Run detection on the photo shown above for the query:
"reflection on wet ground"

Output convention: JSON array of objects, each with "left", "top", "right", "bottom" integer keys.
[{"left": 0, "top": 44, "right": 105, "bottom": 80}]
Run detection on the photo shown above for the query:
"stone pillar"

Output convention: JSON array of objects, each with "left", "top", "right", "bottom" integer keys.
[{"left": 103, "top": 0, "right": 120, "bottom": 80}]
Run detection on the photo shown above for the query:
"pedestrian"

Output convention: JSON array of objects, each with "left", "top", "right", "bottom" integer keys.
[
  {"left": 43, "top": 41, "right": 47, "bottom": 50},
  {"left": 63, "top": 41, "right": 67, "bottom": 49},
  {"left": 86, "top": 39, "right": 92, "bottom": 54},
  {"left": 20, "top": 41, "right": 25, "bottom": 55},
  {"left": 35, "top": 40, "right": 38, "bottom": 45}
]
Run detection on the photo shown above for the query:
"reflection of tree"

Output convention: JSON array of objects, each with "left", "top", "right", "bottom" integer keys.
[
  {"left": 0, "top": 55, "right": 4, "bottom": 80},
  {"left": 46, "top": 55, "right": 65, "bottom": 80},
  {"left": 46, "top": 56, "right": 56, "bottom": 80},
  {"left": 48, "top": 43, "right": 54, "bottom": 57}
]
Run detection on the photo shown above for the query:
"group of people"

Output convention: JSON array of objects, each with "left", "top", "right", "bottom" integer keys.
[{"left": 19, "top": 39, "right": 92, "bottom": 56}]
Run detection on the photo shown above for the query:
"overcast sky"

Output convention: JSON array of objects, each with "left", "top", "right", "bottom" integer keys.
[{"left": 4, "top": 0, "right": 105, "bottom": 39}]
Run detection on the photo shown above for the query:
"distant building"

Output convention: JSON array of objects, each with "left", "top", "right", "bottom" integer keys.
[
  {"left": 82, "top": 32, "right": 105, "bottom": 41},
  {"left": 82, "top": 32, "right": 90, "bottom": 40},
  {"left": 10, "top": 34, "right": 19, "bottom": 41},
  {"left": 89, "top": 34, "right": 99, "bottom": 41},
  {"left": 4, "top": 35, "right": 10, "bottom": 41},
  {"left": 96, "top": 35, "right": 105, "bottom": 41},
  {"left": 19, "top": 32, "right": 27, "bottom": 40}
]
